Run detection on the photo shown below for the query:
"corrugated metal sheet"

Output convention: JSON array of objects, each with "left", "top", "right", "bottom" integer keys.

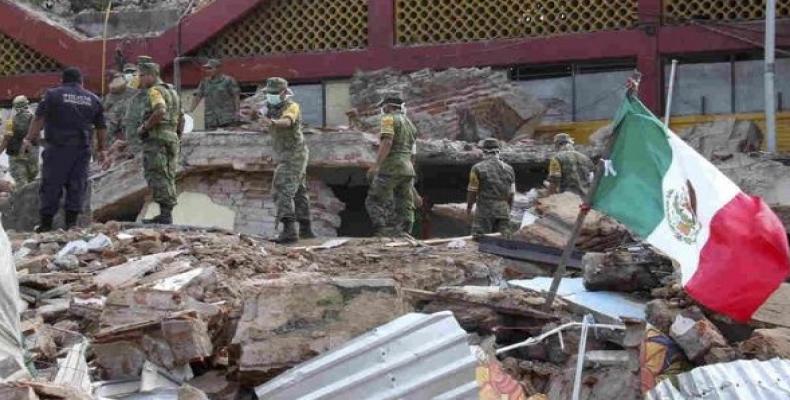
[
  {"left": 255, "top": 312, "right": 478, "bottom": 400},
  {"left": 647, "top": 358, "right": 790, "bottom": 400}
]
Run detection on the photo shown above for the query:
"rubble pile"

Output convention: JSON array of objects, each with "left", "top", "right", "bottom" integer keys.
[
  {"left": 515, "top": 192, "right": 632, "bottom": 251},
  {"left": 6, "top": 222, "right": 511, "bottom": 398},
  {"left": 348, "top": 68, "right": 546, "bottom": 142}
]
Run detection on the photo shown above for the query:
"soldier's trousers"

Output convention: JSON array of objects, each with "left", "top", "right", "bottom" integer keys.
[
  {"left": 366, "top": 174, "right": 414, "bottom": 232},
  {"left": 9, "top": 150, "right": 39, "bottom": 188},
  {"left": 273, "top": 159, "right": 311, "bottom": 222},
  {"left": 39, "top": 145, "right": 90, "bottom": 217},
  {"left": 143, "top": 138, "right": 179, "bottom": 209},
  {"left": 472, "top": 200, "right": 512, "bottom": 238}
]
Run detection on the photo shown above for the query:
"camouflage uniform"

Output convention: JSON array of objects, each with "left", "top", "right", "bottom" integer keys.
[
  {"left": 4, "top": 107, "right": 39, "bottom": 187},
  {"left": 269, "top": 99, "right": 311, "bottom": 225},
  {"left": 103, "top": 76, "right": 136, "bottom": 144},
  {"left": 468, "top": 146, "right": 515, "bottom": 238},
  {"left": 365, "top": 107, "right": 418, "bottom": 236},
  {"left": 140, "top": 65, "right": 181, "bottom": 214},
  {"left": 122, "top": 57, "right": 153, "bottom": 155},
  {"left": 197, "top": 73, "right": 240, "bottom": 129},
  {"left": 548, "top": 134, "right": 594, "bottom": 197}
]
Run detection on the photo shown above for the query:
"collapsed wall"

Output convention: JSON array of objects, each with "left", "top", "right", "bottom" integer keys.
[{"left": 348, "top": 68, "right": 546, "bottom": 142}]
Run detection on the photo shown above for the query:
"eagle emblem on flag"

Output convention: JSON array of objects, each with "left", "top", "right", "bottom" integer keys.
[{"left": 665, "top": 181, "right": 701, "bottom": 244}]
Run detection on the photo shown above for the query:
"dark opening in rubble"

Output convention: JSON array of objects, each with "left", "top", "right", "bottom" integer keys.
[{"left": 327, "top": 163, "right": 548, "bottom": 238}]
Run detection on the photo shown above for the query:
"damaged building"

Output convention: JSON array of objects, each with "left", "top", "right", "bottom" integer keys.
[{"left": 1, "top": 0, "right": 790, "bottom": 399}]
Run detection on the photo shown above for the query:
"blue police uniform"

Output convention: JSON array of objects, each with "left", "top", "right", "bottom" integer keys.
[{"left": 36, "top": 82, "right": 105, "bottom": 218}]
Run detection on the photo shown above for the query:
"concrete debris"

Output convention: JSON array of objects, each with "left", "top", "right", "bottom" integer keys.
[
  {"left": 740, "top": 328, "right": 790, "bottom": 360},
  {"left": 669, "top": 312, "right": 728, "bottom": 363},
  {"left": 349, "top": 68, "right": 546, "bottom": 142},
  {"left": 233, "top": 274, "right": 406, "bottom": 385},
  {"left": 582, "top": 246, "right": 672, "bottom": 292},
  {"left": 515, "top": 192, "right": 631, "bottom": 252},
  {"left": 679, "top": 118, "right": 763, "bottom": 160}
]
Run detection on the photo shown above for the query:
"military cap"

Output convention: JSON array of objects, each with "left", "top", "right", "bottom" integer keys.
[
  {"left": 481, "top": 138, "right": 501, "bottom": 152},
  {"left": 137, "top": 55, "right": 153, "bottom": 65},
  {"left": 264, "top": 77, "right": 289, "bottom": 94},
  {"left": 553, "top": 133, "right": 573, "bottom": 146},
  {"left": 377, "top": 90, "right": 405, "bottom": 106},
  {"left": 123, "top": 63, "right": 138, "bottom": 73},
  {"left": 203, "top": 59, "right": 221, "bottom": 69},
  {"left": 12, "top": 95, "right": 29, "bottom": 107},
  {"left": 138, "top": 62, "right": 160, "bottom": 76}
]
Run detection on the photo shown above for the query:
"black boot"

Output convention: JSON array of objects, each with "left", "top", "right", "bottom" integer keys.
[
  {"left": 35, "top": 215, "right": 54, "bottom": 233},
  {"left": 299, "top": 220, "right": 316, "bottom": 239},
  {"left": 143, "top": 206, "right": 173, "bottom": 225},
  {"left": 273, "top": 220, "right": 299, "bottom": 244},
  {"left": 65, "top": 211, "right": 79, "bottom": 230}
]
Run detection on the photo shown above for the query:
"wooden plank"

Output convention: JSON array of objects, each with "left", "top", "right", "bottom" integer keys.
[
  {"left": 402, "top": 288, "right": 557, "bottom": 320},
  {"left": 478, "top": 236, "right": 584, "bottom": 269},
  {"left": 753, "top": 283, "right": 790, "bottom": 328}
]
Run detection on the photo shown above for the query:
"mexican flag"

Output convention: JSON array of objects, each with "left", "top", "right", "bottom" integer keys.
[{"left": 593, "top": 96, "right": 790, "bottom": 322}]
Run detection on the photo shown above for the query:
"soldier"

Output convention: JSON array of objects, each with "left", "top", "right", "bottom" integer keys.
[
  {"left": 103, "top": 64, "right": 138, "bottom": 144},
  {"left": 365, "top": 91, "right": 418, "bottom": 237},
  {"left": 122, "top": 56, "right": 154, "bottom": 156},
  {"left": 23, "top": 68, "right": 107, "bottom": 232},
  {"left": 547, "top": 133, "right": 594, "bottom": 197},
  {"left": 258, "top": 77, "right": 314, "bottom": 243},
  {"left": 136, "top": 62, "right": 183, "bottom": 225},
  {"left": 189, "top": 59, "right": 241, "bottom": 130},
  {"left": 0, "top": 96, "right": 39, "bottom": 189},
  {"left": 466, "top": 138, "right": 516, "bottom": 238}
]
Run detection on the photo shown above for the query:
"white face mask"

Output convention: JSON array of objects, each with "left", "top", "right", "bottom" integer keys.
[
  {"left": 124, "top": 73, "right": 134, "bottom": 82},
  {"left": 266, "top": 93, "right": 283, "bottom": 106}
]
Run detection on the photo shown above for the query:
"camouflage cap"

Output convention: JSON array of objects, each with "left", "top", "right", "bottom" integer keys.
[
  {"left": 377, "top": 90, "right": 405, "bottom": 106},
  {"left": 203, "top": 59, "right": 221, "bottom": 68},
  {"left": 481, "top": 138, "right": 501, "bottom": 151},
  {"left": 137, "top": 55, "right": 153, "bottom": 65},
  {"left": 123, "top": 63, "right": 138, "bottom": 72},
  {"left": 12, "top": 95, "right": 29, "bottom": 107},
  {"left": 553, "top": 133, "right": 573, "bottom": 145},
  {"left": 264, "top": 77, "right": 289, "bottom": 94},
  {"left": 138, "top": 62, "right": 160, "bottom": 76}
]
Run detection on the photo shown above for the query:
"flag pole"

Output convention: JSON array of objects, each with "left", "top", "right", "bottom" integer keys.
[
  {"left": 543, "top": 71, "right": 643, "bottom": 311},
  {"left": 664, "top": 60, "right": 678, "bottom": 128}
]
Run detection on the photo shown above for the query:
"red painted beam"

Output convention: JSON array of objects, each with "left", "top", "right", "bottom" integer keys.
[
  {"left": 636, "top": 0, "right": 662, "bottom": 113},
  {"left": 659, "top": 22, "right": 790, "bottom": 55},
  {"left": 0, "top": 0, "right": 86, "bottom": 67}
]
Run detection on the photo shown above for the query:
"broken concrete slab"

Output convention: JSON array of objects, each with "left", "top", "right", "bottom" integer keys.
[
  {"left": 679, "top": 118, "right": 763, "bottom": 160},
  {"left": 186, "top": 371, "right": 239, "bottom": 400},
  {"left": 233, "top": 274, "right": 407, "bottom": 385},
  {"left": 582, "top": 247, "right": 668, "bottom": 292},
  {"left": 740, "top": 328, "right": 790, "bottom": 360},
  {"left": 349, "top": 68, "right": 546, "bottom": 142},
  {"left": 670, "top": 313, "right": 728, "bottom": 362},
  {"left": 94, "top": 251, "right": 182, "bottom": 289}
]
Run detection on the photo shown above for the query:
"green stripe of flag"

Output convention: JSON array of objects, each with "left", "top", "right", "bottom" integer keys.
[{"left": 592, "top": 97, "right": 673, "bottom": 238}]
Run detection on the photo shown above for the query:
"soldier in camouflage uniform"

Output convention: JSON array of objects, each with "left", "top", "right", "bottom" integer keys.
[
  {"left": 122, "top": 56, "right": 154, "bottom": 156},
  {"left": 137, "top": 63, "right": 183, "bottom": 225},
  {"left": 365, "top": 91, "right": 418, "bottom": 237},
  {"left": 0, "top": 96, "right": 39, "bottom": 188},
  {"left": 258, "top": 77, "right": 314, "bottom": 243},
  {"left": 547, "top": 133, "right": 594, "bottom": 197},
  {"left": 103, "top": 64, "right": 138, "bottom": 144},
  {"left": 466, "top": 138, "right": 515, "bottom": 238},
  {"left": 190, "top": 59, "right": 241, "bottom": 130}
]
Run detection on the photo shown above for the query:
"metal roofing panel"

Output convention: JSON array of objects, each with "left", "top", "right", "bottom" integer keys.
[
  {"left": 255, "top": 311, "right": 478, "bottom": 400},
  {"left": 647, "top": 358, "right": 790, "bottom": 400}
]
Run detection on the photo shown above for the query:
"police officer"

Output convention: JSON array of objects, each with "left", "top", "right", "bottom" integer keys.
[
  {"left": 365, "top": 91, "right": 418, "bottom": 237},
  {"left": 466, "top": 138, "right": 516, "bottom": 238},
  {"left": 23, "top": 67, "right": 107, "bottom": 232},
  {"left": 122, "top": 56, "right": 154, "bottom": 156},
  {"left": 137, "top": 62, "right": 183, "bottom": 225},
  {"left": 547, "top": 133, "right": 594, "bottom": 197},
  {"left": 190, "top": 59, "right": 241, "bottom": 130},
  {"left": 0, "top": 96, "right": 38, "bottom": 188},
  {"left": 258, "top": 77, "right": 314, "bottom": 243}
]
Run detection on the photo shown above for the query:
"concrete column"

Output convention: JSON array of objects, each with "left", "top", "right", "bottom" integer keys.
[{"left": 637, "top": 0, "right": 663, "bottom": 113}]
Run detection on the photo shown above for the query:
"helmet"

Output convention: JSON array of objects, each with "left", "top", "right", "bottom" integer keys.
[
  {"left": 481, "top": 138, "right": 501, "bottom": 152},
  {"left": 553, "top": 133, "right": 573, "bottom": 146},
  {"left": 12, "top": 95, "right": 29, "bottom": 108}
]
